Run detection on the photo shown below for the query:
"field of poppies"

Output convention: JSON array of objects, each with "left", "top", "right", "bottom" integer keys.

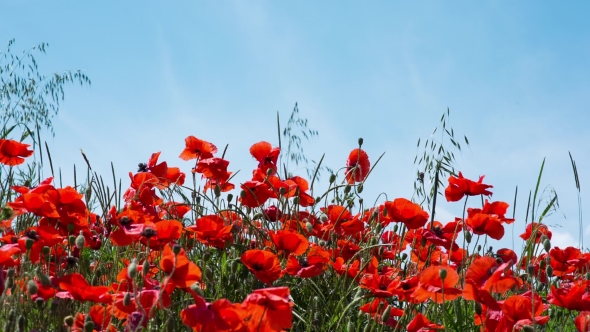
[{"left": 0, "top": 122, "right": 589, "bottom": 332}]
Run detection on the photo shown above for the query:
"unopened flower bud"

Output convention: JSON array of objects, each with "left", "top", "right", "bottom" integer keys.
[
  {"left": 7, "top": 268, "right": 15, "bottom": 278},
  {"left": 320, "top": 214, "right": 328, "bottom": 223},
  {"left": 39, "top": 273, "right": 51, "bottom": 287},
  {"left": 75, "top": 231, "right": 85, "bottom": 249},
  {"left": 357, "top": 184, "right": 363, "bottom": 193},
  {"left": 382, "top": 305, "right": 392, "bottom": 322},
  {"left": 214, "top": 185, "right": 221, "bottom": 198},
  {"left": 344, "top": 185, "right": 351, "bottom": 194},
  {"left": 358, "top": 137, "right": 364, "bottom": 146},
  {"left": 42, "top": 246, "right": 50, "bottom": 256},
  {"left": 546, "top": 265, "right": 553, "bottom": 278},
  {"left": 305, "top": 222, "right": 314, "bottom": 234},
  {"left": 190, "top": 282, "right": 205, "bottom": 297},
  {"left": 64, "top": 316, "right": 75, "bottom": 327},
  {"left": 127, "top": 259, "right": 137, "bottom": 279},
  {"left": 68, "top": 235, "right": 76, "bottom": 246},
  {"left": 527, "top": 264, "right": 535, "bottom": 275},
  {"left": 439, "top": 268, "right": 447, "bottom": 281},
  {"left": 329, "top": 174, "right": 336, "bottom": 184},
  {"left": 123, "top": 292, "right": 131, "bottom": 306},
  {"left": 465, "top": 232, "right": 472, "bottom": 243},
  {"left": 25, "top": 238, "right": 34, "bottom": 250},
  {"left": 401, "top": 253, "right": 408, "bottom": 261},
  {"left": 172, "top": 244, "right": 182, "bottom": 255},
  {"left": 17, "top": 315, "right": 26, "bottom": 331},
  {"left": 27, "top": 280, "right": 38, "bottom": 295},
  {"left": 474, "top": 302, "right": 483, "bottom": 315},
  {"left": 227, "top": 193, "right": 233, "bottom": 202},
  {"left": 67, "top": 223, "right": 75, "bottom": 233},
  {"left": 143, "top": 260, "right": 150, "bottom": 276},
  {"left": 543, "top": 239, "right": 551, "bottom": 253},
  {"left": 84, "top": 315, "right": 94, "bottom": 332}
]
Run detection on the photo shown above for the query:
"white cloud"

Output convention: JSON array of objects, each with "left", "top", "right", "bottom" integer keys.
[{"left": 550, "top": 230, "right": 579, "bottom": 250}]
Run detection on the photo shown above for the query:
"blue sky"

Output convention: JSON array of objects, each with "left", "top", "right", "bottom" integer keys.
[{"left": 2, "top": 2, "right": 590, "bottom": 252}]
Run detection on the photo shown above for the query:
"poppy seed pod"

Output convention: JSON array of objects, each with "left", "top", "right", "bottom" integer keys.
[
  {"left": 127, "top": 259, "right": 138, "bottom": 279},
  {"left": 75, "top": 231, "right": 85, "bottom": 249},
  {"left": 27, "top": 279, "right": 38, "bottom": 295}
]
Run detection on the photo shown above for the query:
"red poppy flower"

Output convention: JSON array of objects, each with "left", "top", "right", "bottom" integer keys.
[
  {"left": 465, "top": 212, "right": 505, "bottom": 240},
  {"left": 549, "top": 246, "right": 583, "bottom": 277},
  {"left": 241, "top": 249, "right": 282, "bottom": 284},
  {"left": 548, "top": 283, "right": 590, "bottom": 312},
  {"left": 269, "top": 230, "right": 309, "bottom": 256},
  {"left": 360, "top": 299, "right": 404, "bottom": 328},
  {"left": 412, "top": 265, "right": 462, "bottom": 304},
  {"left": 179, "top": 136, "right": 218, "bottom": 161},
  {"left": 0, "top": 243, "right": 21, "bottom": 267},
  {"left": 345, "top": 148, "right": 370, "bottom": 184},
  {"left": 186, "top": 215, "right": 233, "bottom": 249},
  {"left": 73, "top": 305, "right": 117, "bottom": 332},
  {"left": 181, "top": 295, "right": 246, "bottom": 332},
  {"left": 58, "top": 273, "right": 112, "bottom": 304},
  {"left": 422, "top": 220, "right": 462, "bottom": 250},
  {"left": 250, "top": 141, "right": 280, "bottom": 175},
  {"left": 240, "top": 181, "right": 273, "bottom": 208},
  {"left": 497, "top": 293, "right": 549, "bottom": 331},
  {"left": 0, "top": 139, "right": 34, "bottom": 166},
  {"left": 519, "top": 222, "right": 552, "bottom": 243},
  {"left": 332, "top": 257, "right": 360, "bottom": 278},
  {"left": 406, "top": 313, "right": 444, "bottom": 332},
  {"left": 575, "top": 311, "right": 590, "bottom": 332},
  {"left": 160, "top": 244, "right": 202, "bottom": 289},
  {"left": 241, "top": 287, "right": 293, "bottom": 332},
  {"left": 359, "top": 272, "right": 401, "bottom": 298},
  {"left": 139, "top": 220, "right": 183, "bottom": 250},
  {"left": 444, "top": 172, "right": 493, "bottom": 202},
  {"left": 284, "top": 245, "right": 330, "bottom": 278},
  {"left": 384, "top": 198, "right": 429, "bottom": 230}
]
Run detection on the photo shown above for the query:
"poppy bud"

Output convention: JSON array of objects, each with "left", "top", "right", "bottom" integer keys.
[
  {"left": 527, "top": 264, "right": 535, "bottom": 275},
  {"left": 64, "top": 316, "right": 75, "bottom": 327},
  {"left": 39, "top": 273, "right": 51, "bottom": 287},
  {"left": 329, "top": 173, "right": 336, "bottom": 184},
  {"left": 84, "top": 315, "right": 94, "bottom": 332},
  {"left": 67, "top": 223, "right": 75, "bottom": 233},
  {"left": 75, "top": 231, "right": 85, "bottom": 249},
  {"left": 420, "top": 238, "right": 427, "bottom": 247},
  {"left": 0, "top": 206, "right": 13, "bottom": 220},
  {"left": 344, "top": 185, "right": 351, "bottom": 194},
  {"left": 392, "top": 224, "right": 398, "bottom": 232},
  {"left": 474, "top": 302, "right": 483, "bottom": 315},
  {"left": 401, "top": 253, "right": 408, "bottom": 261},
  {"left": 27, "top": 280, "right": 38, "bottom": 295},
  {"left": 68, "top": 235, "right": 76, "bottom": 246},
  {"left": 546, "top": 265, "right": 553, "bottom": 278},
  {"left": 143, "top": 260, "right": 150, "bottom": 276},
  {"left": 17, "top": 315, "right": 26, "bottom": 331},
  {"left": 586, "top": 272, "right": 590, "bottom": 280},
  {"left": 214, "top": 185, "right": 221, "bottom": 197},
  {"left": 315, "top": 196, "right": 321, "bottom": 204},
  {"left": 358, "top": 198, "right": 363, "bottom": 205},
  {"left": 42, "top": 246, "right": 50, "bottom": 256},
  {"left": 375, "top": 223, "right": 382, "bottom": 233},
  {"left": 383, "top": 208, "right": 388, "bottom": 217},
  {"left": 477, "top": 245, "right": 481, "bottom": 252},
  {"left": 293, "top": 197, "right": 300, "bottom": 205},
  {"left": 543, "top": 239, "right": 551, "bottom": 253},
  {"left": 347, "top": 322, "right": 355, "bottom": 331},
  {"left": 357, "top": 184, "right": 363, "bottom": 193},
  {"left": 128, "top": 259, "right": 138, "bottom": 279},
  {"left": 190, "top": 282, "right": 205, "bottom": 297},
  {"left": 172, "top": 244, "right": 182, "bottom": 255},
  {"left": 279, "top": 187, "right": 287, "bottom": 196},
  {"left": 240, "top": 190, "right": 246, "bottom": 198},
  {"left": 7, "top": 269, "right": 14, "bottom": 278},
  {"left": 358, "top": 137, "right": 364, "bottom": 146},
  {"left": 123, "top": 292, "right": 131, "bottom": 306},
  {"left": 465, "top": 232, "right": 472, "bottom": 243},
  {"left": 320, "top": 214, "right": 328, "bottom": 223},
  {"left": 382, "top": 305, "right": 392, "bottom": 322},
  {"left": 439, "top": 268, "right": 447, "bottom": 281},
  {"left": 35, "top": 297, "right": 45, "bottom": 308},
  {"left": 521, "top": 325, "right": 535, "bottom": 332},
  {"left": 227, "top": 193, "right": 233, "bottom": 202},
  {"left": 305, "top": 222, "right": 314, "bottom": 234},
  {"left": 25, "top": 238, "right": 34, "bottom": 250}
]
